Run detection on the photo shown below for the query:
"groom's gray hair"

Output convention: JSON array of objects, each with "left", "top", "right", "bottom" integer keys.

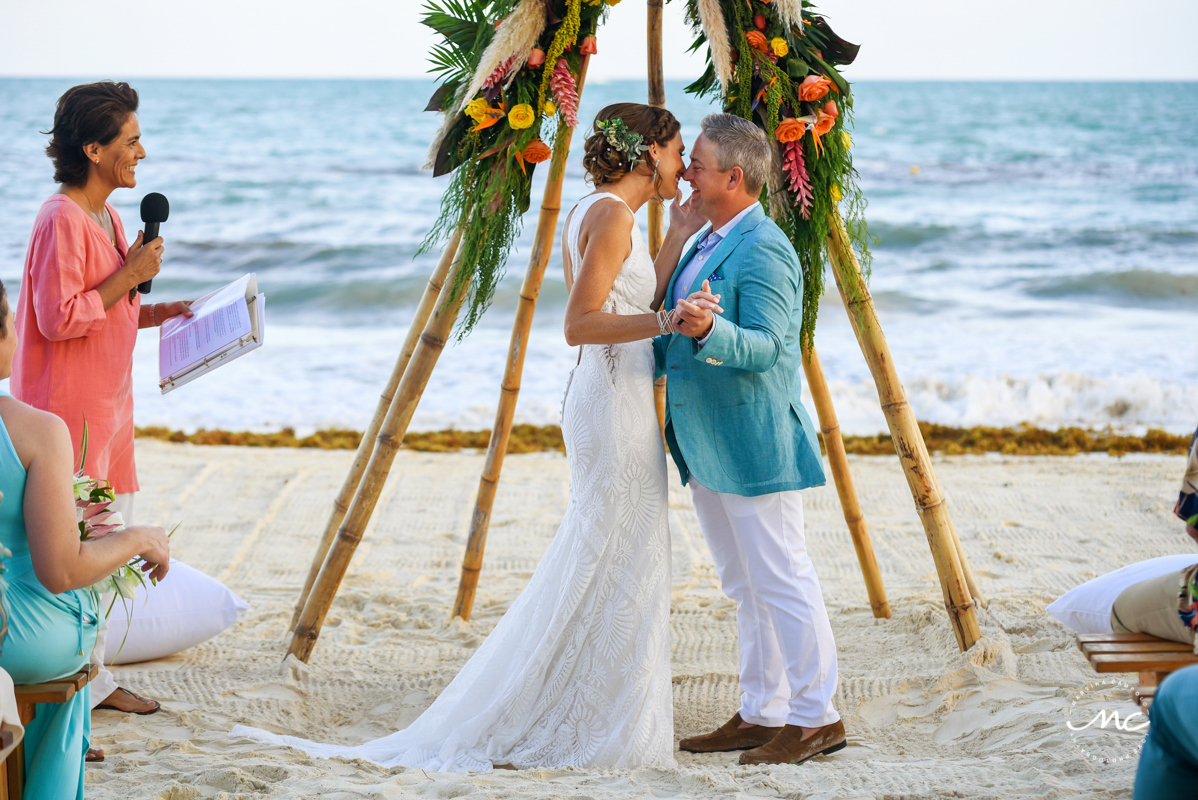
[{"left": 700, "top": 113, "right": 771, "bottom": 195}]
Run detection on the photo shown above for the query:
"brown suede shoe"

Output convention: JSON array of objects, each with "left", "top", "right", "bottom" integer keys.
[
  {"left": 739, "top": 720, "right": 847, "bottom": 765},
  {"left": 679, "top": 713, "right": 783, "bottom": 753}
]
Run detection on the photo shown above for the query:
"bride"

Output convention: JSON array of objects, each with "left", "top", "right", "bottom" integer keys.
[{"left": 236, "top": 103, "right": 712, "bottom": 771}]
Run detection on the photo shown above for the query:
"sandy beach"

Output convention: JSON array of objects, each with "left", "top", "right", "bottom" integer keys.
[{"left": 84, "top": 441, "right": 1193, "bottom": 799}]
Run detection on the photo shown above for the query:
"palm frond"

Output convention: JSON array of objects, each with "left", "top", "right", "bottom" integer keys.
[{"left": 428, "top": 42, "right": 476, "bottom": 84}]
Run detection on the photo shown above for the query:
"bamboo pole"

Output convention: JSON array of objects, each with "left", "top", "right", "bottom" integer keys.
[
  {"left": 288, "top": 239, "right": 475, "bottom": 662},
  {"left": 647, "top": 0, "right": 668, "bottom": 438},
  {"left": 941, "top": 487, "right": 988, "bottom": 608},
  {"left": 290, "top": 230, "right": 461, "bottom": 630},
  {"left": 451, "top": 57, "right": 591, "bottom": 621},
  {"left": 802, "top": 345, "right": 891, "bottom": 619},
  {"left": 824, "top": 211, "right": 981, "bottom": 652}
]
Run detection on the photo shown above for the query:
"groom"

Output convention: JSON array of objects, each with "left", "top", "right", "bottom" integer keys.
[{"left": 654, "top": 113, "right": 845, "bottom": 766}]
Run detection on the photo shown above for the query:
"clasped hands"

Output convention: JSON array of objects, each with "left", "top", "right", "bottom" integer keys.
[{"left": 672, "top": 279, "right": 722, "bottom": 339}]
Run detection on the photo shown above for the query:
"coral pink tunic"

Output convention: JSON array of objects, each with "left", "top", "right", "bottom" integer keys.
[{"left": 11, "top": 195, "right": 140, "bottom": 493}]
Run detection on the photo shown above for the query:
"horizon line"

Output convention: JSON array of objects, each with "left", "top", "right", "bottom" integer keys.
[{"left": 2, "top": 75, "right": 1197, "bottom": 83}]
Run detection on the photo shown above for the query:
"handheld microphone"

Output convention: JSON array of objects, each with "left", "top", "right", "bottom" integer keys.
[{"left": 138, "top": 192, "right": 169, "bottom": 294}]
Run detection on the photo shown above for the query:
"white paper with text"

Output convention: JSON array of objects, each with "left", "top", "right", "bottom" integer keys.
[{"left": 159, "top": 274, "right": 265, "bottom": 393}]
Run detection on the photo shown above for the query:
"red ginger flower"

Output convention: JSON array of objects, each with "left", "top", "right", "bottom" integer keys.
[
  {"left": 783, "top": 140, "right": 814, "bottom": 220},
  {"left": 550, "top": 59, "right": 579, "bottom": 128},
  {"left": 483, "top": 55, "right": 517, "bottom": 92}
]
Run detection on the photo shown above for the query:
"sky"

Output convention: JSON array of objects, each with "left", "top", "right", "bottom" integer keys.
[{"left": 0, "top": 0, "right": 1195, "bottom": 81}]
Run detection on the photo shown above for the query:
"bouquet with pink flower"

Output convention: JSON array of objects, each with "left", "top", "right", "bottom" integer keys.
[{"left": 75, "top": 427, "right": 177, "bottom": 610}]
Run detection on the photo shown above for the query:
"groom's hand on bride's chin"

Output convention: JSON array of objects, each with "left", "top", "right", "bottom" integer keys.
[{"left": 669, "top": 193, "right": 706, "bottom": 239}]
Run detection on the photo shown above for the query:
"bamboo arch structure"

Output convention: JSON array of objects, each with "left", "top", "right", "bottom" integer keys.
[{"left": 288, "top": 1, "right": 984, "bottom": 664}]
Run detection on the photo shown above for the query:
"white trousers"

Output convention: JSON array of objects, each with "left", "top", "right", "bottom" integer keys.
[
  {"left": 690, "top": 478, "right": 839, "bottom": 728},
  {"left": 87, "top": 493, "right": 132, "bottom": 708}
]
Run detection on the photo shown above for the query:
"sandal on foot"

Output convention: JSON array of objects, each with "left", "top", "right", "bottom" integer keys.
[{"left": 96, "top": 687, "right": 161, "bottom": 715}]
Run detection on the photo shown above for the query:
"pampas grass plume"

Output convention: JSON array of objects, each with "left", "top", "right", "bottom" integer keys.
[
  {"left": 774, "top": 0, "right": 805, "bottom": 34},
  {"left": 695, "top": 0, "right": 734, "bottom": 93}
]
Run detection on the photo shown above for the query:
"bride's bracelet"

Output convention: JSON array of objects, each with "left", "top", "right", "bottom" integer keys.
[{"left": 656, "top": 308, "right": 677, "bottom": 336}]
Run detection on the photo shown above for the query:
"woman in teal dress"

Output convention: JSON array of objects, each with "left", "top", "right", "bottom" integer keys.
[{"left": 0, "top": 279, "right": 171, "bottom": 798}]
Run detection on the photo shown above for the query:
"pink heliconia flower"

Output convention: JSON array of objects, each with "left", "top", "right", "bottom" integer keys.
[
  {"left": 783, "top": 140, "right": 814, "bottom": 220},
  {"left": 550, "top": 59, "right": 580, "bottom": 128},
  {"left": 482, "top": 54, "right": 518, "bottom": 99}
]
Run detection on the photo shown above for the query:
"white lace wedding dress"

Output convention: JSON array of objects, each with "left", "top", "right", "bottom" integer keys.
[{"left": 234, "top": 192, "right": 674, "bottom": 771}]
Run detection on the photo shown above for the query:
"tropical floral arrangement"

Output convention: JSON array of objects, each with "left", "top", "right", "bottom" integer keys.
[
  {"left": 684, "top": 0, "right": 872, "bottom": 348},
  {"left": 421, "top": 0, "right": 619, "bottom": 335}
]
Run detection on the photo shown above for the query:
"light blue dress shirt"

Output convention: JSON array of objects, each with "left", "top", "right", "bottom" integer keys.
[{"left": 672, "top": 202, "right": 759, "bottom": 344}]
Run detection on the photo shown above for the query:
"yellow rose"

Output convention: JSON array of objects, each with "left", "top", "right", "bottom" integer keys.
[
  {"left": 543, "top": 100, "right": 557, "bottom": 116},
  {"left": 464, "top": 98, "right": 489, "bottom": 123},
  {"left": 830, "top": 183, "right": 842, "bottom": 202},
  {"left": 770, "top": 37, "right": 788, "bottom": 57},
  {"left": 606, "top": 0, "right": 622, "bottom": 5},
  {"left": 840, "top": 130, "right": 852, "bottom": 150},
  {"left": 508, "top": 103, "right": 535, "bottom": 129}
]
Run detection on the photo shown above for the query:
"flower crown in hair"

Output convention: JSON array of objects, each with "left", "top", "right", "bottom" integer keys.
[{"left": 595, "top": 118, "right": 650, "bottom": 168}]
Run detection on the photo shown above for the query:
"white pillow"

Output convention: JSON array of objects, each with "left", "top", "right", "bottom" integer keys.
[
  {"left": 104, "top": 560, "right": 248, "bottom": 665},
  {"left": 1046, "top": 554, "right": 1198, "bottom": 634}
]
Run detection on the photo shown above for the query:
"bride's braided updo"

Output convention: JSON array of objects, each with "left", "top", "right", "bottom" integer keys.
[{"left": 582, "top": 103, "right": 680, "bottom": 189}]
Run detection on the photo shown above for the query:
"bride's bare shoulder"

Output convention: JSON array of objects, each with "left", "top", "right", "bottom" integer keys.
[{"left": 578, "top": 195, "right": 634, "bottom": 238}]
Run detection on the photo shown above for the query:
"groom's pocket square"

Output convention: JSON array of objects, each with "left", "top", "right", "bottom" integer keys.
[{"left": 707, "top": 273, "right": 724, "bottom": 282}]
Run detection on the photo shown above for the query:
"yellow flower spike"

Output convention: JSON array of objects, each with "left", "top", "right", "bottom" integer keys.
[
  {"left": 840, "top": 130, "right": 852, "bottom": 150},
  {"left": 543, "top": 100, "right": 557, "bottom": 117},
  {"left": 464, "top": 97, "right": 489, "bottom": 123},
  {"left": 507, "top": 103, "right": 536, "bottom": 129},
  {"left": 830, "top": 183, "right": 842, "bottom": 202},
  {"left": 770, "top": 38, "right": 788, "bottom": 57}
]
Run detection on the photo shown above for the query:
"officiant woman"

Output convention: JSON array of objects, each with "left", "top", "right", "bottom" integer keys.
[{"left": 9, "top": 81, "right": 191, "bottom": 733}]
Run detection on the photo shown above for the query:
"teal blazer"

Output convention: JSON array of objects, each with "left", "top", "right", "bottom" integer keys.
[{"left": 653, "top": 205, "right": 826, "bottom": 497}]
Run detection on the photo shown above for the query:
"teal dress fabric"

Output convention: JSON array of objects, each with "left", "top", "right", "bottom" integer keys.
[
  {"left": 0, "top": 391, "right": 99, "bottom": 800},
  {"left": 1133, "top": 664, "right": 1198, "bottom": 799},
  {"left": 654, "top": 206, "right": 826, "bottom": 497}
]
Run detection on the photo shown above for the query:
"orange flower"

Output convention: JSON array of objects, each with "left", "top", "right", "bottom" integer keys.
[
  {"left": 470, "top": 106, "right": 506, "bottom": 131},
  {"left": 813, "top": 110, "right": 836, "bottom": 136},
  {"left": 745, "top": 31, "right": 768, "bottom": 53},
  {"left": 823, "top": 100, "right": 839, "bottom": 118},
  {"left": 798, "top": 74, "right": 832, "bottom": 102},
  {"left": 580, "top": 36, "right": 598, "bottom": 55},
  {"left": 774, "top": 118, "right": 805, "bottom": 143},
  {"left": 522, "top": 139, "right": 552, "bottom": 163}
]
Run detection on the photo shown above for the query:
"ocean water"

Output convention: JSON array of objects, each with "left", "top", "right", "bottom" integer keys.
[{"left": 0, "top": 78, "right": 1194, "bottom": 435}]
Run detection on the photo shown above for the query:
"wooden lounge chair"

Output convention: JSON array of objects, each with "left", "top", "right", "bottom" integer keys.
[
  {"left": 1077, "top": 632, "right": 1198, "bottom": 712},
  {"left": 0, "top": 664, "right": 98, "bottom": 800}
]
